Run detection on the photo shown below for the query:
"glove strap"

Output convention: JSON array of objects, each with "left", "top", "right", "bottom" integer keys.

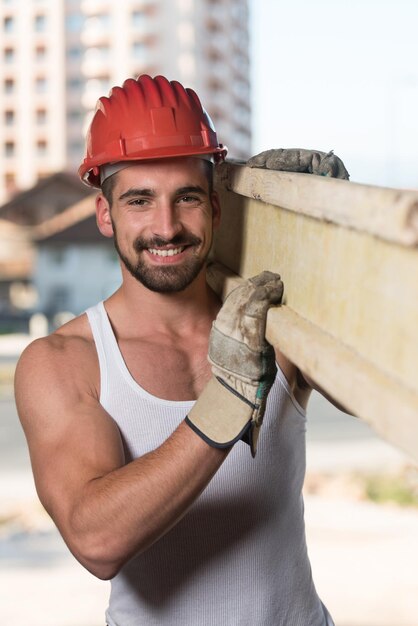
[{"left": 185, "top": 376, "right": 254, "bottom": 449}]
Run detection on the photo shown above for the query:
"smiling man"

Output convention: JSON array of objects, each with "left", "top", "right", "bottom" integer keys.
[
  {"left": 14, "top": 75, "right": 346, "bottom": 626},
  {"left": 98, "top": 158, "right": 220, "bottom": 293}
]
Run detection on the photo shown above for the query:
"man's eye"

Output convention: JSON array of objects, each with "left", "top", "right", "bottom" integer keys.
[
  {"left": 128, "top": 198, "right": 148, "bottom": 206},
  {"left": 179, "top": 195, "right": 199, "bottom": 203}
]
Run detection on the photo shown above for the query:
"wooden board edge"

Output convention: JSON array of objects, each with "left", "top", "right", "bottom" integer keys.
[
  {"left": 207, "top": 261, "right": 418, "bottom": 463},
  {"left": 215, "top": 162, "right": 418, "bottom": 247}
]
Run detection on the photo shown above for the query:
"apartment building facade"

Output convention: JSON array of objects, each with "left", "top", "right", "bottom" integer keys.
[{"left": 0, "top": 0, "right": 251, "bottom": 203}]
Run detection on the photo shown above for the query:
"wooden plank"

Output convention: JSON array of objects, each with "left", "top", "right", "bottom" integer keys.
[
  {"left": 210, "top": 163, "right": 418, "bottom": 462},
  {"left": 222, "top": 160, "right": 418, "bottom": 246}
]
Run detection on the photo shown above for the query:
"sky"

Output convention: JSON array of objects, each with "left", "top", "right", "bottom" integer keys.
[{"left": 249, "top": 0, "right": 418, "bottom": 188}]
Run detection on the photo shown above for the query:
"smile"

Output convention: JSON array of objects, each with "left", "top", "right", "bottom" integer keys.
[{"left": 148, "top": 246, "right": 185, "bottom": 257}]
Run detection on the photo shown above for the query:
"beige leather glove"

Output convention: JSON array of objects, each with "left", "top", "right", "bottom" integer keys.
[
  {"left": 247, "top": 148, "right": 349, "bottom": 180},
  {"left": 186, "top": 272, "right": 283, "bottom": 457}
]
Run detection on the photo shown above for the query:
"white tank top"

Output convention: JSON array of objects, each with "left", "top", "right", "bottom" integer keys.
[{"left": 86, "top": 301, "right": 333, "bottom": 626}]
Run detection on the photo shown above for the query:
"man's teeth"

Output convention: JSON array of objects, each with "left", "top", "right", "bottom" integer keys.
[{"left": 148, "top": 246, "right": 185, "bottom": 257}]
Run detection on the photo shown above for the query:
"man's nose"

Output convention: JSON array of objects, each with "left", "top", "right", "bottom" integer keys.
[{"left": 151, "top": 203, "right": 182, "bottom": 241}]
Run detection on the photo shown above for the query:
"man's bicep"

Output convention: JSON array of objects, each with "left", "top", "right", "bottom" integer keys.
[{"left": 14, "top": 340, "right": 125, "bottom": 523}]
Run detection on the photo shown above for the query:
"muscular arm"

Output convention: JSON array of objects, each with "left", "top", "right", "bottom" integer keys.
[{"left": 15, "top": 336, "right": 228, "bottom": 580}]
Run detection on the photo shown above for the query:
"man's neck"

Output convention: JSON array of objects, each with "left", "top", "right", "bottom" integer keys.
[{"left": 105, "top": 269, "right": 221, "bottom": 337}]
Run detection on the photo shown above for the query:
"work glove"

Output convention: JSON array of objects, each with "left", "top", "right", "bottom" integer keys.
[
  {"left": 247, "top": 148, "right": 349, "bottom": 180},
  {"left": 186, "top": 271, "right": 283, "bottom": 457}
]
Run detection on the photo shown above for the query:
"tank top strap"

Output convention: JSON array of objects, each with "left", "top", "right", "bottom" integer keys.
[{"left": 86, "top": 301, "right": 115, "bottom": 405}]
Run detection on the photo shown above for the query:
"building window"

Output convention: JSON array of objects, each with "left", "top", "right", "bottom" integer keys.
[
  {"left": 67, "top": 109, "right": 81, "bottom": 122},
  {"left": 4, "top": 47, "right": 14, "bottom": 62},
  {"left": 4, "top": 78, "right": 14, "bottom": 93},
  {"left": 67, "top": 77, "right": 82, "bottom": 90},
  {"left": 67, "top": 46, "right": 81, "bottom": 60},
  {"left": 35, "top": 45, "right": 47, "bottom": 61},
  {"left": 69, "top": 139, "right": 83, "bottom": 157},
  {"left": 36, "top": 139, "right": 47, "bottom": 155},
  {"left": 95, "top": 13, "right": 110, "bottom": 28},
  {"left": 207, "top": 77, "right": 222, "bottom": 92},
  {"left": 34, "top": 14, "right": 46, "bottom": 32},
  {"left": 3, "top": 16, "right": 14, "bottom": 33},
  {"left": 35, "top": 108, "right": 47, "bottom": 124},
  {"left": 48, "top": 285, "right": 70, "bottom": 312},
  {"left": 132, "top": 41, "right": 145, "bottom": 58},
  {"left": 66, "top": 13, "right": 84, "bottom": 32},
  {"left": 4, "top": 172, "right": 15, "bottom": 192},
  {"left": 4, "top": 141, "right": 15, "bottom": 157},
  {"left": 4, "top": 109, "right": 14, "bottom": 125},
  {"left": 51, "top": 249, "right": 65, "bottom": 264},
  {"left": 132, "top": 10, "right": 145, "bottom": 28},
  {"left": 35, "top": 76, "right": 47, "bottom": 93},
  {"left": 231, "top": 4, "right": 248, "bottom": 21}
]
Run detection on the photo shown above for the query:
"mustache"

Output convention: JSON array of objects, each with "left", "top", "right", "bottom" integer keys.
[{"left": 133, "top": 233, "right": 202, "bottom": 252}]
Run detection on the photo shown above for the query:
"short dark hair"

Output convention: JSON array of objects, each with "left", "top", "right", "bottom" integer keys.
[
  {"left": 100, "top": 159, "right": 214, "bottom": 208},
  {"left": 101, "top": 172, "right": 117, "bottom": 208}
]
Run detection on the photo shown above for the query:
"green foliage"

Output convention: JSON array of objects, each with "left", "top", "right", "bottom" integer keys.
[{"left": 364, "top": 473, "right": 418, "bottom": 508}]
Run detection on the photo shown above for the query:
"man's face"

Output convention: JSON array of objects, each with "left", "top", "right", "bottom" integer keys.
[{"left": 101, "top": 158, "right": 220, "bottom": 293}]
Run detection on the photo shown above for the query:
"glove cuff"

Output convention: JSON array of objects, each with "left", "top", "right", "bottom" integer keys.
[{"left": 185, "top": 376, "right": 254, "bottom": 449}]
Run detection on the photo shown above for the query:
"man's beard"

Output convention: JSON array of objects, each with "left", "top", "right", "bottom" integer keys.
[{"left": 113, "top": 229, "right": 210, "bottom": 293}]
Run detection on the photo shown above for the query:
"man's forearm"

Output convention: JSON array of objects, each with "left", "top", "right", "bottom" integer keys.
[{"left": 66, "top": 421, "right": 229, "bottom": 579}]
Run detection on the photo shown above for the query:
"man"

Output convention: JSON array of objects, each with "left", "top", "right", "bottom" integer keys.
[{"left": 15, "top": 75, "right": 348, "bottom": 625}]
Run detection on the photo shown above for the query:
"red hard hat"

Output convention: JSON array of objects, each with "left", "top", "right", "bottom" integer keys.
[{"left": 79, "top": 74, "right": 227, "bottom": 187}]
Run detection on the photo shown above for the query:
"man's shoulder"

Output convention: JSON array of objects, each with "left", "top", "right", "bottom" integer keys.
[
  {"left": 14, "top": 311, "right": 102, "bottom": 442},
  {"left": 16, "top": 312, "right": 97, "bottom": 383}
]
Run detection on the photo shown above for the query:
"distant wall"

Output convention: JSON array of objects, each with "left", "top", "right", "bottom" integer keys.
[{"left": 34, "top": 244, "right": 121, "bottom": 315}]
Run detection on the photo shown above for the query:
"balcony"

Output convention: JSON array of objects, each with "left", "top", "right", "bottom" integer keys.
[
  {"left": 81, "top": 46, "right": 111, "bottom": 77},
  {"left": 80, "top": 15, "right": 111, "bottom": 47},
  {"left": 81, "top": 78, "right": 111, "bottom": 110},
  {"left": 80, "top": 0, "right": 111, "bottom": 16},
  {"left": 205, "top": 59, "right": 230, "bottom": 85}
]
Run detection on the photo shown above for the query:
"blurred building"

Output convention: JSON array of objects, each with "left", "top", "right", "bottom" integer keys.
[
  {"left": 0, "top": 0, "right": 251, "bottom": 203},
  {"left": 32, "top": 195, "right": 121, "bottom": 316},
  {"left": 0, "top": 173, "right": 97, "bottom": 324}
]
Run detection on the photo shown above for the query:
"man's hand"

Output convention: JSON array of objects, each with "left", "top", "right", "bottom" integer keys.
[
  {"left": 247, "top": 148, "right": 349, "bottom": 180},
  {"left": 186, "top": 272, "right": 283, "bottom": 457}
]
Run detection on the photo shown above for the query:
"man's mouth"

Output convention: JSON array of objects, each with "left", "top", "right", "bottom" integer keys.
[{"left": 148, "top": 246, "right": 186, "bottom": 257}]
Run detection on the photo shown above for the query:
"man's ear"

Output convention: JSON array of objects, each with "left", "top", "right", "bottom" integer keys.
[
  {"left": 96, "top": 193, "right": 114, "bottom": 238},
  {"left": 211, "top": 191, "right": 221, "bottom": 230}
]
